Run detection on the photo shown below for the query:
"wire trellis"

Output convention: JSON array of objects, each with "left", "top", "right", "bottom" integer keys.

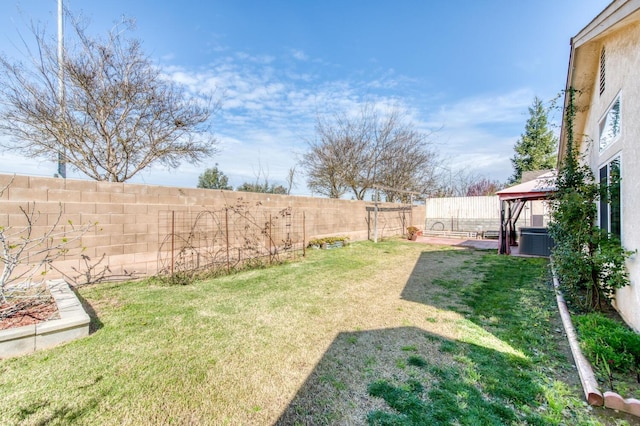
[{"left": 158, "top": 199, "right": 305, "bottom": 279}]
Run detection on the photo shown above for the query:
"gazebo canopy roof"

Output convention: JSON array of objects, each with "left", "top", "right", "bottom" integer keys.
[{"left": 497, "top": 170, "right": 556, "bottom": 201}]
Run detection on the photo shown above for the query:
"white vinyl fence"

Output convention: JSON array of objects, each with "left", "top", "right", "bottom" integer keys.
[
  {"left": 424, "top": 196, "right": 549, "bottom": 236},
  {"left": 424, "top": 196, "right": 500, "bottom": 234}
]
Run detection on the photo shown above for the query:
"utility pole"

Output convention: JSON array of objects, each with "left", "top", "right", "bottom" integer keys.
[{"left": 57, "top": 0, "right": 66, "bottom": 178}]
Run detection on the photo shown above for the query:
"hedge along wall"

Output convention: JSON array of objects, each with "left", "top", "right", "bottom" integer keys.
[{"left": 0, "top": 173, "right": 425, "bottom": 283}]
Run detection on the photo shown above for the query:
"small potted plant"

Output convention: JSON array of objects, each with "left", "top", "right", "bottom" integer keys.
[{"left": 407, "top": 226, "right": 422, "bottom": 241}]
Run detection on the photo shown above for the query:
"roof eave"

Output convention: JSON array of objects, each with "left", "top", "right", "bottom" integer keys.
[{"left": 558, "top": 0, "right": 640, "bottom": 165}]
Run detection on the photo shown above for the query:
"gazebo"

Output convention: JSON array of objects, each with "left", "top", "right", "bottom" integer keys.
[{"left": 496, "top": 171, "right": 556, "bottom": 255}]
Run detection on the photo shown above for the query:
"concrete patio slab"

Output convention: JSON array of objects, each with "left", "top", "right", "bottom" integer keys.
[{"left": 414, "top": 235, "right": 500, "bottom": 251}]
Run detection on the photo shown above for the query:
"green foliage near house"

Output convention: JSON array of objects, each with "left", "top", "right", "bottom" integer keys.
[
  {"left": 509, "top": 96, "right": 558, "bottom": 184},
  {"left": 548, "top": 87, "right": 633, "bottom": 312},
  {"left": 575, "top": 312, "right": 640, "bottom": 391}
]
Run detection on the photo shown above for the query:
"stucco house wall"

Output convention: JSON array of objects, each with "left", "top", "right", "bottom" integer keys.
[{"left": 560, "top": 0, "right": 640, "bottom": 330}]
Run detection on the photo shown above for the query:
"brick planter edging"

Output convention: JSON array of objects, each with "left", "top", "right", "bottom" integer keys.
[
  {"left": 0, "top": 279, "right": 90, "bottom": 358},
  {"left": 552, "top": 269, "right": 640, "bottom": 417}
]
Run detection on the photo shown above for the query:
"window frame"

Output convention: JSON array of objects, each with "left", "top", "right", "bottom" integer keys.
[
  {"left": 598, "top": 155, "right": 622, "bottom": 241},
  {"left": 599, "top": 93, "right": 621, "bottom": 152}
]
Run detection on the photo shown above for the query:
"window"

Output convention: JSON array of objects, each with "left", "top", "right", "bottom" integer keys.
[
  {"left": 599, "top": 156, "right": 621, "bottom": 240},
  {"left": 599, "top": 95, "right": 621, "bottom": 151},
  {"left": 599, "top": 47, "right": 606, "bottom": 95}
]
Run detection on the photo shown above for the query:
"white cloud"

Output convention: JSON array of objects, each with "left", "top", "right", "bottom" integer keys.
[
  {"left": 423, "top": 89, "right": 534, "bottom": 182},
  {"left": 0, "top": 49, "right": 532, "bottom": 193},
  {"left": 234, "top": 52, "right": 275, "bottom": 64},
  {"left": 291, "top": 49, "right": 308, "bottom": 61},
  {"left": 426, "top": 89, "right": 533, "bottom": 128}
]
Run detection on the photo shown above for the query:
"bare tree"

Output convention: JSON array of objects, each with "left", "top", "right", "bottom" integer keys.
[
  {"left": 286, "top": 166, "right": 297, "bottom": 195},
  {"left": 431, "top": 168, "right": 503, "bottom": 197},
  {"left": 466, "top": 178, "right": 503, "bottom": 196},
  {"left": 0, "top": 15, "right": 220, "bottom": 182},
  {"left": 301, "top": 130, "right": 350, "bottom": 199},
  {"left": 301, "top": 103, "right": 439, "bottom": 200},
  {"left": 375, "top": 110, "right": 439, "bottom": 202}
]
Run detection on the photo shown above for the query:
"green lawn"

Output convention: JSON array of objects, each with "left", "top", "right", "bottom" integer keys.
[{"left": 0, "top": 239, "right": 631, "bottom": 425}]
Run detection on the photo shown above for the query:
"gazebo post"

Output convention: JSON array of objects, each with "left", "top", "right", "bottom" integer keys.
[{"left": 499, "top": 199, "right": 510, "bottom": 255}]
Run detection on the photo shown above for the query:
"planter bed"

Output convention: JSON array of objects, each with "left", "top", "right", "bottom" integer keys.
[{"left": 0, "top": 279, "right": 89, "bottom": 358}]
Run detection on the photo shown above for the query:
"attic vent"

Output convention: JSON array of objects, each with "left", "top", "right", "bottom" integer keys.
[{"left": 599, "top": 47, "right": 606, "bottom": 95}]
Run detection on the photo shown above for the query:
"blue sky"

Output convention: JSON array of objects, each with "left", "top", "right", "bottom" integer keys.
[{"left": 0, "top": 0, "right": 610, "bottom": 194}]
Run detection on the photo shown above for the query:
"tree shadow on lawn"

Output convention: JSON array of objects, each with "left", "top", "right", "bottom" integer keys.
[
  {"left": 275, "top": 327, "right": 546, "bottom": 425},
  {"left": 277, "top": 249, "right": 556, "bottom": 425},
  {"left": 400, "top": 248, "right": 480, "bottom": 313},
  {"left": 401, "top": 249, "right": 561, "bottom": 363},
  {"left": 16, "top": 395, "right": 103, "bottom": 425}
]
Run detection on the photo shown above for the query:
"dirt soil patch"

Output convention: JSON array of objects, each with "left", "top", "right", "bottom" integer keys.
[{"left": 0, "top": 291, "right": 59, "bottom": 330}]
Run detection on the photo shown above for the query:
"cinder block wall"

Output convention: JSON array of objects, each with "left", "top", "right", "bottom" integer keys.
[{"left": 0, "top": 174, "right": 424, "bottom": 282}]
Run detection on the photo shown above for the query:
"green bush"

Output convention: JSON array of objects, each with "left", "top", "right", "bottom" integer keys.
[
  {"left": 307, "top": 236, "right": 349, "bottom": 248},
  {"left": 549, "top": 88, "right": 633, "bottom": 311},
  {"left": 575, "top": 313, "right": 640, "bottom": 375}
]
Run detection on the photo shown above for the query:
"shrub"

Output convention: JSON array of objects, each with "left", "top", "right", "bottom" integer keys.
[
  {"left": 307, "top": 236, "right": 349, "bottom": 248},
  {"left": 575, "top": 313, "right": 640, "bottom": 376},
  {"left": 549, "top": 88, "right": 633, "bottom": 311},
  {"left": 407, "top": 226, "right": 419, "bottom": 235}
]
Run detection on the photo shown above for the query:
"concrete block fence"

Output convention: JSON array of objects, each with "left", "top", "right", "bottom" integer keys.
[{"left": 0, "top": 174, "right": 424, "bottom": 283}]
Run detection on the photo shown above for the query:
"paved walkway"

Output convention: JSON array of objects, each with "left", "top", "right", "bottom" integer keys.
[
  {"left": 414, "top": 235, "right": 500, "bottom": 251},
  {"left": 412, "top": 236, "right": 539, "bottom": 257}
]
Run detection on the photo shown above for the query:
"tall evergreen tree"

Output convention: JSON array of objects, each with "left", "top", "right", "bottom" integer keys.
[{"left": 509, "top": 97, "right": 558, "bottom": 184}]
